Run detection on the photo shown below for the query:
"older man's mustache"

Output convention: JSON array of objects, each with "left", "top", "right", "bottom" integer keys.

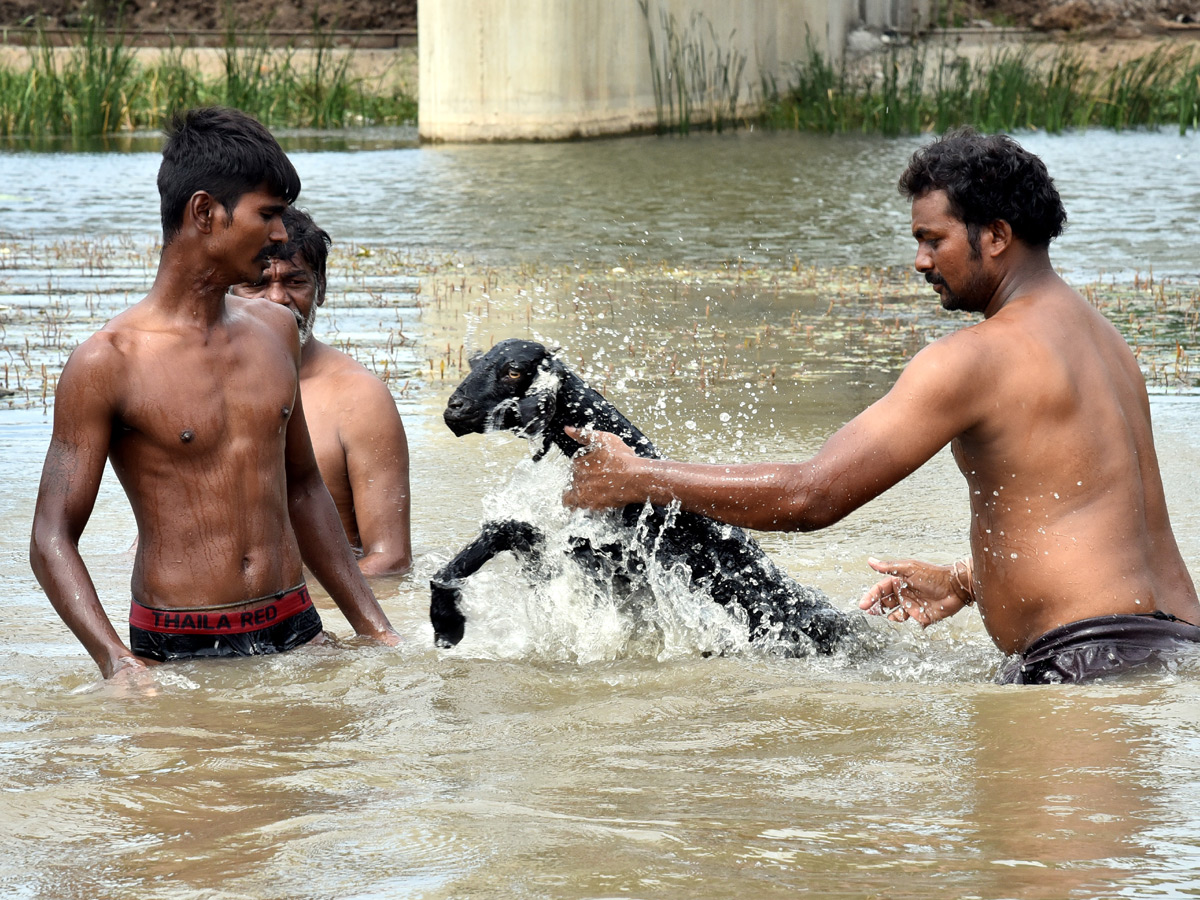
[{"left": 925, "top": 272, "right": 946, "bottom": 287}]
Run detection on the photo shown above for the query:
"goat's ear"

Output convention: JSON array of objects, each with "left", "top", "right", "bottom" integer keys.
[{"left": 467, "top": 352, "right": 483, "bottom": 370}]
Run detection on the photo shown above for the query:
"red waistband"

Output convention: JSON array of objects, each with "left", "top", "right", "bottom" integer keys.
[{"left": 129, "top": 584, "right": 312, "bottom": 635}]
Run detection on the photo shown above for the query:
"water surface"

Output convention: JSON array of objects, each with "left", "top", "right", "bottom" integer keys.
[{"left": 2, "top": 129, "right": 1199, "bottom": 899}]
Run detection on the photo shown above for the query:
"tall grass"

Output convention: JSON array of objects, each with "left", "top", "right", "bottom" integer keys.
[
  {"left": 636, "top": 0, "right": 748, "bottom": 134},
  {"left": 0, "top": 5, "right": 417, "bottom": 141},
  {"left": 764, "top": 41, "right": 1200, "bottom": 135}
]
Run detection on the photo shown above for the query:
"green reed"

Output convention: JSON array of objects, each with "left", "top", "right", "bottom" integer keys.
[
  {"left": 62, "top": 6, "right": 139, "bottom": 136},
  {"left": 764, "top": 41, "right": 1200, "bottom": 135},
  {"left": 637, "top": 0, "right": 748, "bottom": 135},
  {"left": 0, "top": 6, "right": 418, "bottom": 140}
]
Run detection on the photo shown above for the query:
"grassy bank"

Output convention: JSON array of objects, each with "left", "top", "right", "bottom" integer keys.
[
  {"left": 762, "top": 41, "right": 1200, "bottom": 135},
  {"left": 0, "top": 12, "right": 417, "bottom": 142},
  {"left": 6, "top": 17, "right": 1200, "bottom": 141}
]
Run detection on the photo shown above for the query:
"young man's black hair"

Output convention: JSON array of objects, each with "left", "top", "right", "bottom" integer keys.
[{"left": 158, "top": 107, "right": 302, "bottom": 243}]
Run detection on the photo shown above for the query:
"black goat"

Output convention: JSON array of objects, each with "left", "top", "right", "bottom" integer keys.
[{"left": 431, "top": 339, "right": 857, "bottom": 655}]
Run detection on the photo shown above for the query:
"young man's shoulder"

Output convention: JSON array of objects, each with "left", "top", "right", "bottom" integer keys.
[
  {"left": 65, "top": 323, "right": 133, "bottom": 376},
  {"left": 228, "top": 292, "right": 301, "bottom": 332}
]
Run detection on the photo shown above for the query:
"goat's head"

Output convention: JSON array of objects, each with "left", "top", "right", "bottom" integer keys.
[{"left": 444, "top": 339, "right": 567, "bottom": 456}]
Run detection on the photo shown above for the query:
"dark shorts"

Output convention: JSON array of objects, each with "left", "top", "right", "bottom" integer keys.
[
  {"left": 997, "top": 611, "right": 1200, "bottom": 685},
  {"left": 129, "top": 583, "right": 324, "bottom": 662}
]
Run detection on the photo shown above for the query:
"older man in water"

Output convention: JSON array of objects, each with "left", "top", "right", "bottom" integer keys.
[
  {"left": 564, "top": 128, "right": 1199, "bottom": 684},
  {"left": 29, "top": 107, "right": 400, "bottom": 679},
  {"left": 231, "top": 207, "right": 412, "bottom": 576}
]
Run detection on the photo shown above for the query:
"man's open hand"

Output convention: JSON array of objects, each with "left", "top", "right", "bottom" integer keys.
[{"left": 858, "top": 556, "right": 968, "bottom": 626}]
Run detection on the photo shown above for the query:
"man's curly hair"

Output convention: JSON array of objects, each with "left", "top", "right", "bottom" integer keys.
[{"left": 899, "top": 128, "right": 1067, "bottom": 248}]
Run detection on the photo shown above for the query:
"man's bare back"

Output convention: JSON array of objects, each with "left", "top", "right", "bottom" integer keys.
[{"left": 299, "top": 338, "right": 412, "bottom": 574}]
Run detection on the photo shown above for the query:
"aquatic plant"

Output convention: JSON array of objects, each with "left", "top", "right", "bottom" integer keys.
[
  {"left": 0, "top": 4, "right": 417, "bottom": 140},
  {"left": 637, "top": 0, "right": 748, "bottom": 135},
  {"left": 764, "top": 41, "right": 1200, "bottom": 136}
]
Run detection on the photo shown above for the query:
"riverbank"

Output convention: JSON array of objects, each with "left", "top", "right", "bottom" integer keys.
[
  {"left": 762, "top": 29, "right": 1200, "bottom": 136},
  {"left": 2, "top": 14, "right": 1199, "bottom": 139},
  {"left": 0, "top": 42, "right": 417, "bottom": 95}
]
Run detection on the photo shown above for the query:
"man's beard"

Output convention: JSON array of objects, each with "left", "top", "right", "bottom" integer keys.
[
  {"left": 926, "top": 269, "right": 986, "bottom": 312},
  {"left": 297, "top": 305, "right": 318, "bottom": 346}
]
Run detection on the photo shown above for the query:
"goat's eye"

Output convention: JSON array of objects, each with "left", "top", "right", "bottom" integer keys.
[{"left": 503, "top": 366, "right": 523, "bottom": 381}]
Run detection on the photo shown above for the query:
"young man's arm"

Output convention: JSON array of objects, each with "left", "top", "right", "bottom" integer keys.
[
  {"left": 283, "top": 385, "right": 401, "bottom": 644},
  {"left": 29, "top": 340, "right": 155, "bottom": 678},
  {"left": 565, "top": 331, "right": 985, "bottom": 532},
  {"left": 340, "top": 372, "right": 412, "bottom": 577}
]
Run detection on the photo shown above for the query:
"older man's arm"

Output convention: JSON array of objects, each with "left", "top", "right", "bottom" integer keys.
[
  {"left": 284, "top": 388, "right": 401, "bottom": 643},
  {"left": 340, "top": 371, "right": 413, "bottom": 577}
]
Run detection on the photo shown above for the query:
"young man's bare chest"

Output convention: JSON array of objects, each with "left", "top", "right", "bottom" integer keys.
[{"left": 113, "top": 322, "right": 298, "bottom": 459}]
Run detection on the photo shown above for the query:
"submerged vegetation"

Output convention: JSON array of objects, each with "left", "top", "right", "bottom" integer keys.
[
  {"left": 420, "top": 260, "right": 1200, "bottom": 398},
  {"left": 3, "top": 230, "right": 1196, "bottom": 414},
  {"left": 0, "top": 8, "right": 417, "bottom": 142},
  {"left": 763, "top": 40, "right": 1200, "bottom": 136},
  {"left": 0, "top": 235, "right": 428, "bottom": 410}
]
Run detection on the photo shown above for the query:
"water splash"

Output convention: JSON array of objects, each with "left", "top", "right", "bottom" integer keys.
[{"left": 441, "top": 452, "right": 751, "bottom": 663}]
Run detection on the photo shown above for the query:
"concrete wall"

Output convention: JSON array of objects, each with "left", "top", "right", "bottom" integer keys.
[{"left": 419, "top": 0, "right": 931, "bottom": 142}]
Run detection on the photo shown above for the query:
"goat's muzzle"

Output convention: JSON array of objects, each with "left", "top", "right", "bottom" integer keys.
[{"left": 443, "top": 394, "right": 483, "bottom": 436}]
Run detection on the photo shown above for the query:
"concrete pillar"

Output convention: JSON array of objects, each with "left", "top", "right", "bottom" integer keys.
[{"left": 418, "top": 0, "right": 927, "bottom": 142}]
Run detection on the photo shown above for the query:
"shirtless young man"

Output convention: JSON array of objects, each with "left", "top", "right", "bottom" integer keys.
[
  {"left": 29, "top": 107, "right": 400, "bottom": 679},
  {"left": 231, "top": 207, "right": 412, "bottom": 576},
  {"left": 564, "top": 129, "right": 1199, "bottom": 684}
]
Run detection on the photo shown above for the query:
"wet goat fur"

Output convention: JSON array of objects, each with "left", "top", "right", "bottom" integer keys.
[{"left": 432, "top": 339, "right": 856, "bottom": 653}]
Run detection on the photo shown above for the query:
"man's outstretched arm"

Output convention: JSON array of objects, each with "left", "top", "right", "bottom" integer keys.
[{"left": 564, "top": 334, "right": 984, "bottom": 532}]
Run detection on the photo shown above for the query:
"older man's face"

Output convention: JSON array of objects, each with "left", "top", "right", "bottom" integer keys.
[{"left": 232, "top": 254, "right": 320, "bottom": 345}]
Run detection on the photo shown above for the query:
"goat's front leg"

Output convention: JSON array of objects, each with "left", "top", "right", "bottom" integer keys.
[{"left": 430, "top": 519, "right": 545, "bottom": 647}]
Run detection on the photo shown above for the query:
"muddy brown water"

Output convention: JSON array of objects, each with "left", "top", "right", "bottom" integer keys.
[{"left": 1, "top": 129, "right": 1199, "bottom": 899}]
